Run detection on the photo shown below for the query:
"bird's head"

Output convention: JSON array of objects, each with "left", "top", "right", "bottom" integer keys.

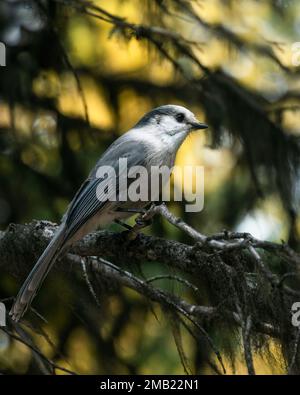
[{"left": 135, "top": 104, "right": 208, "bottom": 138}]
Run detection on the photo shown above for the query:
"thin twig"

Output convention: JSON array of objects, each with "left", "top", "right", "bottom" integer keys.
[
  {"left": 146, "top": 274, "right": 199, "bottom": 293},
  {"left": 1, "top": 327, "right": 77, "bottom": 375},
  {"left": 81, "top": 257, "right": 101, "bottom": 308},
  {"left": 288, "top": 327, "right": 300, "bottom": 375},
  {"left": 241, "top": 315, "right": 256, "bottom": 375}
]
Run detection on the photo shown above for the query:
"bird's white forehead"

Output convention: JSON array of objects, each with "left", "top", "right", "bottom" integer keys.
[
  {"left": 159, "top": 105, "right": 195, "bottom": 118},
  {"left": 165, "top": 104, "right": 193, "bottom": 114}
]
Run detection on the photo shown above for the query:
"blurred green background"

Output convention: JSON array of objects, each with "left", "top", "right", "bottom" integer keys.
[{"left": 1, "top": 0, "right": 300, "bottom": 374}]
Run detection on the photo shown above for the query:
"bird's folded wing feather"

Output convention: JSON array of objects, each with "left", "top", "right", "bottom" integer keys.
[{"left": 62, "top": 137, "right": 148, "bottom": 240}]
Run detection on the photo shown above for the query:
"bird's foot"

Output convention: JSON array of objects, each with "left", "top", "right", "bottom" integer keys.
[
  {"left": 131, "top": 203, "right": 157, "bottom": 234},
  {"left": 115, "top": 204, "right": 158, "bottom": 240}
]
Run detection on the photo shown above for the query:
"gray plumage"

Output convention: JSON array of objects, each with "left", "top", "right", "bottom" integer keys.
[{"left": 10, "top": 104, "right": 207, "bottom": 321}]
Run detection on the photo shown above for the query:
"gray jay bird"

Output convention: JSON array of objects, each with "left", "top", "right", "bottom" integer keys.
[{"left": 10, "top": 104, "right": 208, "bottom": 321}]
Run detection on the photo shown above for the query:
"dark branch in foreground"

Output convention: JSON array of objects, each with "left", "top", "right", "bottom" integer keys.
[{"left": 1, "top": 204, "right": 300, "bottom": 374}]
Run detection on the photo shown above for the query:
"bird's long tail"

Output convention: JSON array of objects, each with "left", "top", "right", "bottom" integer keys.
[{"left": 10, "top": 225, "right": 67, "bottom": 322}]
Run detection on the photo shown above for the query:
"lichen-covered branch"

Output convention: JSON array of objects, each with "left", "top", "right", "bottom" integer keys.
[{"left": 1, "top": 203, "right": 300, "bottom": 373}]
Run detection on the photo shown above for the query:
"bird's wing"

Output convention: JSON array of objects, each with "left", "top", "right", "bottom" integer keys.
[{"left": 62, "top": 137, "right": 148, "bottom": 240}]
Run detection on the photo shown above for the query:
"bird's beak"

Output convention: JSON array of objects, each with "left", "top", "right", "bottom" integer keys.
[{"left": 190, "top": 121, "right": 208, "bottom": 130}]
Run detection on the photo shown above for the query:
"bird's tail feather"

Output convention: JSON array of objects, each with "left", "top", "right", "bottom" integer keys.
[{"left": 10, "top": 226, "right": 67, "bottom": 322}]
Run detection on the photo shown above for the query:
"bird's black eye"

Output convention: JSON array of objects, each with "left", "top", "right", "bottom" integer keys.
[{"left": 176, "top": 113, "right": 185, "bottom": 123}]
